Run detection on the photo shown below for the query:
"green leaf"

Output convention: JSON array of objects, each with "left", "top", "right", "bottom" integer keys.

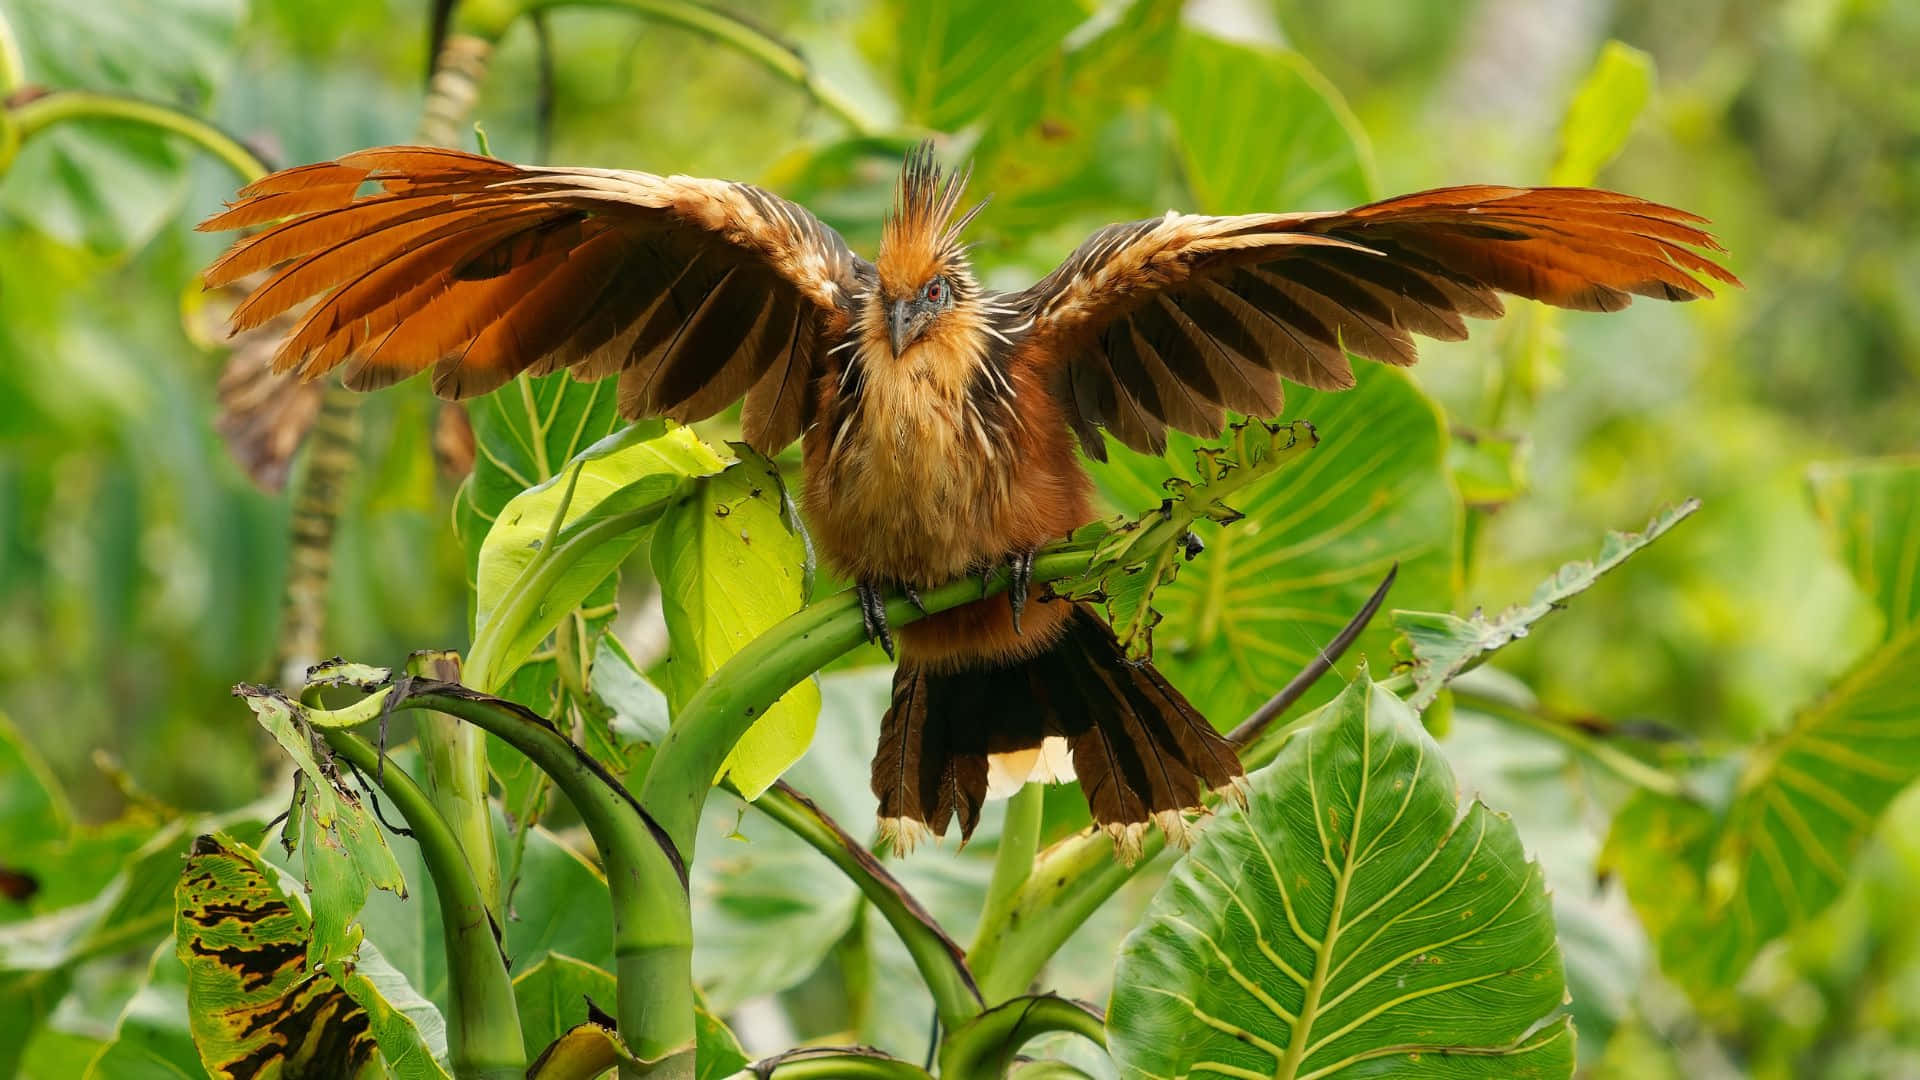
[
  {"left": 1109, "top": 676, "right": 1575, "bottom": 1080},
  {"left": 693, "top": 1001, "right": 750, "bottom": 1080},
  {"left": 338, "top": 939, "right": 453, "bottom": 1080},
  {"left": 82, "top": 940, "right": 203, "bottom": 1080},
  {"left": 651, "top": 447, "right": 821, "bottom": 799},
  {"left": 235, "top": 687, "right": 405, "bottom": 967},
  {"left": 174, "top": 834, "right": 381, "bottom": 1078},
  {"left": 1808, "top": 459, "right": 1920, "bottom": 640},
  {"left": 1065, "top": 419, "right": 1319, "bottom": 661},
  {"left": 468, "top": 420, "right": 726, "bottom": 691},
  {"left": 881, "top": 0, "right": 1093, "bottom": 131},
  {"left": 1548, "top": 42, "right": 1655, "bottom": 187},
  {"left": 1161, "top": 29, "right": 1376, "bottom": 214},
  {"left": 0, "top": 709, "right": 69, "bottom": 917},
  {"left": 1448, "top": 428, "right": 1529, "bottom": 510},
  {"left": 1094, "top": 365, "right": 1460, "bottom": 724},
  {"left": 0, "top": 0, "right": 246, "bottom": 252},
  {"left": 513, "top": 953, "right": 616, "bottom": 1066},
  {"left": 1393, "top": 499, "right": 1701, "bottom": 710},
  {"left": 1608, "top": 620, "right": 1920, "bottom": 1012}
]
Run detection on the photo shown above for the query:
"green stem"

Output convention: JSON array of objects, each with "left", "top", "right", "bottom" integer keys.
[
  {"left": 466, "top": 495, "right": 680, "bottom": 691},
  {"left": 745, "top": 781, "right": 982, "bottom": 1029},
  {"left": 8, "top": 90, "right": 267, "bottom": 182},
  {"left": 735, "top": 1050, "right": 932, "bottom": 1080},
  {"left": 642, "top": 546, "right": 1098, "bottom": 861},
  {"left": 325, "top": 730, "right": 524, "bottom": 1079},
  {"left": 1450, "top": 687, "right": 1686, "bottom": 798},
  {"left": 965, "top": 781, "right": 1042, "bottom": 994},
  {"left": 0, "top": 8, "right": 23, "bottom": 95},
  {"left": 310, "top": 684, "right": 693, "bottom": 1079},
  {"left": 937, "top": 995, "right": 1107, "bottom": 1080},
  {"left": 407, "top": 651, "right": 503, "bottom": 917},
  {"left": 516, "top": 0, "right": 879, "bottom": 134}
]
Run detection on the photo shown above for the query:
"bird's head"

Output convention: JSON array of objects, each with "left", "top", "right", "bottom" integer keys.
[{"left": 873, "top": 141, "right": 986, "bottom": 357}]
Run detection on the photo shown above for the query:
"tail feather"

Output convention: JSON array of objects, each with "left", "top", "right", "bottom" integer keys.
[{"left": 872, "top": 603, "right": 1243, "bottom": 861}]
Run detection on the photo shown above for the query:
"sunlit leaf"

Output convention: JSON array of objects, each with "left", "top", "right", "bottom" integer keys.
[
  {"left": 1393, "top": 499, "right": 1701, "bottom": 710},
  {"left": 1094, "top": 365, "right": 1459, "bottom": 725},
  {"left": 526, "top": 1021, "right": 639, "bottom": 1080},
  {"left": 1549, "top": 42, "right": 1655, "bottom": 187},
  {"left": 651, "top": 446, "right": 820, "bottom": 799},
  {"left": 1109, "top": 676, "right": 1574, "bottom": 1079},
  {"left": 1161, "top": 29, "right": 1375, "bottom": 215},
  {"left": 470, "top": 420, "right": 725, "bottom": 690},
  {"left": 234, "top": 686, "right": 406, "bottom": 965}
]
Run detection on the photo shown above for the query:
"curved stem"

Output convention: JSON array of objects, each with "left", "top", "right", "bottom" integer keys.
[
  {"left": 937, "top": 995, "right": 1106, "bottom": 1080},
  {"left": 965, "top": 781, "right": 1042, "bottom": 992},
  {"left": 9, "top": 90, "right": 267, "bottom": 182},
  {"left": 309, "top": 682, "right": 693, "bottom": 1078},
  {"left": 745, "top": 781, "right": 982, "bottom": 1029},
  {"left": 325, "top": 730, "right": 525, "bottom": 1079},
  {"left": 517, "top": 0, "right": 879, "bottom": 134},
  {"left": 1451, "top": 687, "right": 1686, "bottom": 797},
  {"left": 408, "top": 651, "right": 502, "bottom": 918},
  {"left": 642, "top": 546, "right": 1098, "bottom": 861},
  {"left": 735, "top": 1049, "right": 932, "bottom": 1080}
]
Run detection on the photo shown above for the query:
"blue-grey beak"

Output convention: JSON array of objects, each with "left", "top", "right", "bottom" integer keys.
[{"left": 890, "top": 299, "right": 915, "bottom": 356}]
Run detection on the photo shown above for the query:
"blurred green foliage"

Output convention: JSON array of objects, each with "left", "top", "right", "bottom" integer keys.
[{"left": 1, "top": 0, "right": 1917, "bottom": 1077}]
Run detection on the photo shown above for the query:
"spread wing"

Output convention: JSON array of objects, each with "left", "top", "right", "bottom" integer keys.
[
  {"left": 200, "top": 145, "right": 871, "bottom": 453},
  {"left": 1008, "top": 185, "right": 1740, "bottom": 457}
]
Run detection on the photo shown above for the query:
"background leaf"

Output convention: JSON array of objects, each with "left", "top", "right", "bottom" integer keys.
[
  {"left": 1095, "top": 365, "right": 1460, "bottom": 724},
  {"left": 1109, "top": 677, "right": 1573, "bottom": 1079},
  {"left": 879, "top": 0, "right": 1091, "bottom": 131},
  {"left": 1548, "top": 41, "right": 1655, "bottom": 187}
]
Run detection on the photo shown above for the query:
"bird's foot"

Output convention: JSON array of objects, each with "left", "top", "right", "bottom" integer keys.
[
  {"left": 1008, "top": 549, "right": 1036, "bottom": 635},
  {"left": 903, "top": 584, "right": 927, "bottom": 615},
  {"left": 858, "top": 579, "right": 895, "bottom": 660}
]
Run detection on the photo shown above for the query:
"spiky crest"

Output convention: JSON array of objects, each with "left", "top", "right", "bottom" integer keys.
[{"left": 877, "top": 140, "right": 985, "bottom": 298}]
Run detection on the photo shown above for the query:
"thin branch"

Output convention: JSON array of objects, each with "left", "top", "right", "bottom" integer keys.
[
  {"left": 518, "top": 0, "right": 880, "bottom": 134},
  {"left": 1227, "top": 563, "right": 1398, "bottom": 746},
  {"left": 9, "top": 90, "right": 268, "bottom": 182},
  {"left": 745, "top": 1046, "right": 933, "bottom": 1080},
  {"left": 1450, "top": 687, "right": 1688, "bottom": 798}
]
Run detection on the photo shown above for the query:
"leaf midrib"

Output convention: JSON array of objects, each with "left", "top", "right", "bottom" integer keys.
[{"left": 1278, "top": 696, "right": 1372, "bottom": 1080}]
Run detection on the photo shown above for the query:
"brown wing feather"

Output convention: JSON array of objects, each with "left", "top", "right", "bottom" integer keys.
[
  {"left": 1015, "top": 185, "right": 1738, "bottom": 456},
  {"left": 199, "top": 145, "right": 870, "bottom": 453}
]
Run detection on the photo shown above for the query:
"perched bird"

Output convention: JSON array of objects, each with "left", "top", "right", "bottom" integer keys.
[{"left": 200, "top": 142, "right": 1736, "bottom": 856}]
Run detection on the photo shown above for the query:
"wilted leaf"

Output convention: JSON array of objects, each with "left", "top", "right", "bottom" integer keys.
[
  {"left": 1393, "top": 499, "right": 1701, "bottom": 710},
  {"left": 175, "top": 834, "right": 387, "bottom": 1078},
  {"left": 1549, "top": 42, "right": 1655, "bottom": 187},
  {"left": 1162, "top": 29, "right": 1375, "bottom": 214},
  {"left": 234, "top": 685, "right": 406, "bottom": 965},
  {"left": 1109, "top": 677, "right": 1574, "bottom": 1079},
  {"left": 652, "top": 446, "right": 820, "bottom": 799},
  {"left": 1095, "top": 365, "right": 1460, "bottom": 724}
]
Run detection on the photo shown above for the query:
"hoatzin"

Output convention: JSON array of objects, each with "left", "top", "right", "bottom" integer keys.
[{"left": 201, "top": 142, "right": 1736, "bottom": 857}]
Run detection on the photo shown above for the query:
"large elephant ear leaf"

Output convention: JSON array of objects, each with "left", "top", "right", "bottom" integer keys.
[{"left": 1109, "top": 676, "right": 1575, "bottom": 1080}]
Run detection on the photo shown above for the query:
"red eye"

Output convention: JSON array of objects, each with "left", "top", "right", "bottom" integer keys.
[{"left": 926, "top": 280, "right": 945, "bottom": 303}]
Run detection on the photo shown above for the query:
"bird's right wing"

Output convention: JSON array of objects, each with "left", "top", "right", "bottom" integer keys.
[
  {"left": 201, "top": 145, "right": 873, "bottom": 453},
  {"left": 1007, "top": 186, "right": 1739, "bottom": 457}
]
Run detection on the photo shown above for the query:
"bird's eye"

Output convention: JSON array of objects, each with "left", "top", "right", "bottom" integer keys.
[{"left": 924, "top": 278, "right": 946, "bottom": 304}]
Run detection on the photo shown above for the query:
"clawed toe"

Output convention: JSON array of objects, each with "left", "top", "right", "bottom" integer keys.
[
  {"left": 858, "top": 580, "right": 895, "bottom": 660},
  {"left": 1009, "top": 550, "right": 1035, "bottom": 635}
]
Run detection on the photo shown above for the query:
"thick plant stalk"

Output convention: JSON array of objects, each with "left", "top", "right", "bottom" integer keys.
[
  {"left": 965, "top": 781, "right": 1042, "bottom": 995},
  {"left": 937, "top": 995, "right": 1106, "bottom": 1079},
  {"left": 275, "top": 382, "right": 361, "bottom": 684},
  {"left": 324, "top": 729, "right": 525, "bottom": 1079},
  {"left": 409, "top": 650, "right": 502, "bottom": 912}
]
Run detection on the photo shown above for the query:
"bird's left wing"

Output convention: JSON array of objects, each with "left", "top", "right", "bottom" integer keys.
[
  {"left": 200, "top": 145, "right": 871, "bottom": 453},
  {"left": 1006, "top": 186, "right": 1739, "bottom": 458}
]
